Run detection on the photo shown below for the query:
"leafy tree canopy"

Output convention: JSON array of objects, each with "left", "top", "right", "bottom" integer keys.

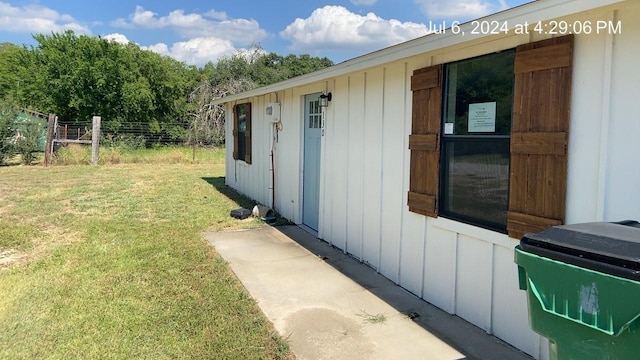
[
  {"left": 0, "top": 34, "right": 333, "bottom": 146},
  {"left": 202, "top": 43, "right": 333, "bottom": 88}
]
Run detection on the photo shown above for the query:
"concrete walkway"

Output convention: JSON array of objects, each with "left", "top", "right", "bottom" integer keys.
[{"left": 205, "top": 225, "right": 532, "bottom": 360}]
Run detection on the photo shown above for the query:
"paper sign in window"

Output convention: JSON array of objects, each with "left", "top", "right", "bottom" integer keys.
[
  {"left": 444, "top": 123, "right": 454, "bottom": 135},
  {"left": 468, "top": 102, "right": 496, "bottom": 132}
]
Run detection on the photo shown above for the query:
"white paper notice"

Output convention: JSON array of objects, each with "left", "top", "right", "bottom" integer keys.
[
  {"left": 468, "top": 102, "right": 496, "bottom": 132},
  {"left": 444, "top": 123, "right": 454, "bottom": 135}
]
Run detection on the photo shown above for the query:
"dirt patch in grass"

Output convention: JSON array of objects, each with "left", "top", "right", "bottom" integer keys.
[
  {"left": 0, "top": 249, "right": 25, "bottom": 267},
  {"left": 0, "top": 225, "right": 81, "bottom": 269}
]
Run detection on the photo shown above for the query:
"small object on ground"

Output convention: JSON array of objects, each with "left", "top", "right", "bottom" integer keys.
[
  {"left": 406, "top": 312, "right": 420, "bottom": 320},
  {"left": 252, "top": 205, "right": 277, "bottom": 224},
  {"left": 262, "top": 215, "right": 277, "bottom": 224},
  {"left": 230, "top": 208, "right": 251, "bottom": 219}
]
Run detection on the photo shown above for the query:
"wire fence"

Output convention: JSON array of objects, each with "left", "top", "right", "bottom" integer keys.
[{"left": 57, "top": 120, "right": 193, "bottom": 148}]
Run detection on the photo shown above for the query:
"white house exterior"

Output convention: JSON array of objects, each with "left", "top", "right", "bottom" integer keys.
[{"left": 213, "top": 1, "right": 640, "bottom": 358}]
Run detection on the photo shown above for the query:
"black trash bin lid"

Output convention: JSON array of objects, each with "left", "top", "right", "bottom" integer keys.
[{"left": 520, "top": 221, "right": 640, "bottom": 281}]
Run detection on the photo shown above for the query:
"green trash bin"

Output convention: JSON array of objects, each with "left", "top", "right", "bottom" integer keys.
[{"left": 515, "top": 221, "right": 640, "bottom": 360}]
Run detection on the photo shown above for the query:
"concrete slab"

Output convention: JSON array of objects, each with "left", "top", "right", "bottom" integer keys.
[{"left": 205, "top": 225, "right": 532, "bottom": 360}]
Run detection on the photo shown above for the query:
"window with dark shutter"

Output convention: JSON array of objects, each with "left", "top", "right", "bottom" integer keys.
[
  {"left": 232, "top": 103, "right": 252, "bottom": 164},
  {"left": 244, "top": 103, "right": 252, "bottom": 164},
  {"left": 233, "top": 105, "right": 239, "bottom": 160},
  {"left": 507, "top": 35, "right": 573, "bottom": 239},
  {"left": 408, "top": 65, "right": 442, "bottom": 217},
  {"left": 408, "top": 35, "right": 573, "bottom": 238}
]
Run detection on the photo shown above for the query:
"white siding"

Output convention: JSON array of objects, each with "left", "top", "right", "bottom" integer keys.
[
  {"left": 424, "top": 219, "right": 541, "bottom": 358},
  {"left": 378, "top": 63, "right": 406, "bottom": 283},
  {"left": 276, "top": 89, "right": 300, "bottom": 221},
  {"left": 346, "top": 74, "right": 365, "bottom": 259},
  {"left": 455, "top": 234, "right": 492, "bottom": 332},
  {"left": 274, "top": 90, "right": 300, "bottom": 221},
  {"left": 361, "top": 69, "right": 384, "bottom": 268},
  {"left": 327, "top": 77, "right": 349, "bottom": 249},
  {"left": 565, "top": 26, "right": 608, "bottom": 223},
  {"left": 423, "top": 224, "right": 457, "bottom": 313},
  {"left": 603, "top": 7, "right": 640, "bottom": 220},
  {"left": 224, "top": 3, "right": 640, "bottom": 359}
]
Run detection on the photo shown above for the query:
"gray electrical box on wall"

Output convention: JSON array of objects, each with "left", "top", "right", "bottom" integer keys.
[{"left": 266, "top": 103, "right": 281, "bottom": 123}]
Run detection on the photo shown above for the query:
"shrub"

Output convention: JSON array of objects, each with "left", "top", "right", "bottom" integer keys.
[
  {"left": 107, "top": 147, "right": 121, "bottom": 164},
  {"left": 14, "top": 120, "right": 44, "bottom": 165},
  {"left": 0, "top": 102, "right": 17, "bottom": 165},
  {"left": 101, "top": 133, "right": 146, "bottom": 151},
  {"left": 54, "top": 144, "right": 90, "bottom": 165}
]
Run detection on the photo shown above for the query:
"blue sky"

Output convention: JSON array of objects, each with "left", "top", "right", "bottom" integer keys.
[{"left": 0, "top": 0, "right": 532, "bottom": 66}]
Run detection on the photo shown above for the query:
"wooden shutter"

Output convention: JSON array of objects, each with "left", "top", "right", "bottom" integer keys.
[
  {"left": 232, "top": 105, "right": 239, "bottom": 160},
  {"left": 244, "top": 103, "right": 252, "bottom": 164},
  {"left": 408, "top": 65, "right": 442, "bottom": 217},
  {"left": 507, "top": 35, "right": 574, "bottom": 239}
]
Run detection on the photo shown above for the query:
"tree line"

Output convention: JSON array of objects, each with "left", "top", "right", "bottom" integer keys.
[{"left": 0, "top": 31, "right": 333, "bottom": 153}]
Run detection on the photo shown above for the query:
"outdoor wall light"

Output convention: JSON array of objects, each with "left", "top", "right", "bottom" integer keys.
[{"left": 319, "top": 92, "right": 332, "bottom": 107}]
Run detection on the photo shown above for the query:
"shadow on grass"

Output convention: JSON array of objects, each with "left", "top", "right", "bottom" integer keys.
[
  {"left": 202, "top": 176, "right": 256, "bottom": 210},
  {"left": 201, "top": 177, "right": 294, "bottom": 226}
]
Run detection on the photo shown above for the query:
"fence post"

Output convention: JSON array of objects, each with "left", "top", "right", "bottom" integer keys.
[
  {"left": 91, "top": 116, "right": 101, "bottom": 165},
  {"left": 44, "top": 114, "right": 56, "bottom": 167}
]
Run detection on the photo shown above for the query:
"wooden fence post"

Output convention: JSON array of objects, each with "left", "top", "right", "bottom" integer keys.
[
  {"left": 91, "top": 116, "right": 101, "bottom": 165},
  {"left": 44, "top": 114, "right": 56, "bottom": 167}
]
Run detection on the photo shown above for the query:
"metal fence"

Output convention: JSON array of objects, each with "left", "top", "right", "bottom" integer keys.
[{"left": 56, "top": 120, "right": 190, "bottom": 148}]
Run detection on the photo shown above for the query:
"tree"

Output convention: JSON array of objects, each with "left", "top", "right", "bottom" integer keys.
[
  {"left": 0, "top": 101, "right": 17, "bottom": 164},
  {"left": 0, "top": 43, "right": 31, "bottom": 102},
  {"left": 203, "top": 43, "right": 333, "bottom": 87},
  {"left": 3, "top": 31, "right": 199, "bottom": 143},
  {"left": 190, "top": 45, "right": 334, "bottom": 146},
  {"left": 188, "top": 78, "right": 256, "bottom": 147},
  {"left": 1, "top": 35, "right": 333, "bottom": 149}
]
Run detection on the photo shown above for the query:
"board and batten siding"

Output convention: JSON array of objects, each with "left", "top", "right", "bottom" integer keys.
[
  {"left": 312, "top": 54, "right": 543, "bottom": 356},
  {"left": 224, "top": 3, "right": 640, "bottom": 359},
  {"left": 318, "top": 57, "right": 542, "bottom": 356}
]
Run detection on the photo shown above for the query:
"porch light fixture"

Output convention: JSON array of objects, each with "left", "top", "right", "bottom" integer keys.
[{"left": 319, "top": 92, "right": 332, "bottom": 107}]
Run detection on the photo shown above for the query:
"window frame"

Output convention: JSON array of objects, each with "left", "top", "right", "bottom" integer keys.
[
  {"left": 233, "top": 102, "right": 252, "bottom": 164},
  {"left": 439, "top": 136, "right": 512, "bottom": 233},
  {"left": 438, "top": 50, "right": 516, "bottom": 233}
]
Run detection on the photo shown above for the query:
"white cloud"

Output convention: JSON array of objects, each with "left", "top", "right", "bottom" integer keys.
[
  {"left": 414, "top": 0, "right": 507, "bottom": 19},
  {"left": 280, "top": 6, "right": 429, "bottom": 53},
  {"left": 102, "top": 32, "right": 235, "bottom": 66},
  {"left": 143, "top": 37, "right": 238, "bottom": 66},
  {"left": 144, "top": 42, "right": 170, "bottom": 55},
  {"left": 350, "top": 0, "right": 377, "bottom": 5},
  {"left": 129, "top": 6, "right": 158, "bottom": 27},
  {"left": 103, "top": 33, "right": 130, "bottom": 44},
  {"left": 0, "top": 1, "right": 90, "bottom": 35},
  {"left": 112, "top": 6, "right": 267, "bottom": 43},
  {"left": 204, "top": 9, "right": 228, "bottom": 21}
]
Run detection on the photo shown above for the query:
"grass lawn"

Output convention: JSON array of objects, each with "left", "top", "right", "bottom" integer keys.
[{"left": 0, "top": 147, "right": 293, "bottom": 359}]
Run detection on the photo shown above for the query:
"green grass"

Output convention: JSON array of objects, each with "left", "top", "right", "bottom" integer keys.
[
  {"left": 53, "top": 144, "right": 226, "bottom": 165},
  {"left": 0, "top": 220, "right": 42, "bottom": 250},
  {"left": 0, "top": 148, "right": 292, "bottom": 359},
  {"left": 356, "top": 310, "right": 387, "bottom": 324}
]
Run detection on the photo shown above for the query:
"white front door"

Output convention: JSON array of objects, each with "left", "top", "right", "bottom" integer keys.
[{"left": 303, "top": 93, "right": 322, "bottom": 231}]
